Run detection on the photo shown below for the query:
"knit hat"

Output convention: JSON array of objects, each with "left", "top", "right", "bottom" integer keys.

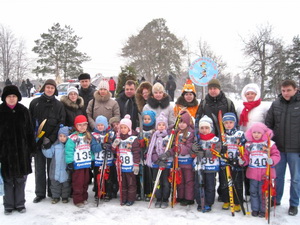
[
  {"left": 95, "top": 115, "right": 108, "bottom": 130},
  {"left": 109, "top": 116, "right": 120, "bottom": 125},
  {"left": 142, "top": 110, "right": 156, "bottom": 127},
  {"left": 180, "top": 110, "right": 192, "bottom": 125},
  {"left": 74, "top": 115, "right": 88, "bottom": 128},
  {"left": 222, "top": 112, "right": 237, "bottom": 127},
  {"left": 156, "top": 112, "right": 168, "bottom": 129},
  {"left": 97, "top": 79, "right": 109, "bottom": 90},
  {"left": 78, "top": 73, "right": 91, "bottom": 80},
  {"left": 182, "top": 79, "right": 196, "bottom": 96},
  {"left": 245, "top": 122, "right": 273, "bottom": 142},
  {"left": 152, "top": 82, "right": 165, "bottom": 93},
  {"left": 67, "top": 86, "right": 78, "bottom": 96},
  {"left": 58, "top": 125, "right": 70, "bottom": 137},
  {"left": 1, "top": 85, "right": 22, "bottom": 102},
  {"left": 40, "top": 79, "right": 58, "bottom": 96},
  {"left": 120, "top": 114, "right": 132, "bottom": 135},
  {"left": 207, "top": 78, "right": 221, "bottom": 89},
  {"left": 199, "top": 115, "right": 213, "bottom": 133}
]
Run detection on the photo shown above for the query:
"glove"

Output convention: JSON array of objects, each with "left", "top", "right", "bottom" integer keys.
[
  {"left": 158, "top": 151, "right": 171, "bottom": 161},
  {"left": 228, "top": 158, "right": 238, "bottom": 167},
  {"left": 190, "top": 143, "right": 203, "bottom": 154},
  {"left": 133, "top": 164, "right": 139, "bottom": 175},
  {"left": 156, "top": 159, "right": 167, "bottom": 168},
  {"left": 102, "top": 143, "right": 112, "bottom": 151},
  {"left": 238, "top": 157, "right": 245, "bottom": 166},
  {"left": 66, "top": 163, "right": 74, "bottom": 172},
  {"left": 266, "top": 158, "right": 273, "bottom": 165},
  {"left": 139, "top": 139, "right": 145, "bottom": 148},
  {"left": 42, "top": 138, "right": 51, "bottom": 149},
  {"left": 221, "top": 145, "right": 228, "bottom": 154}
]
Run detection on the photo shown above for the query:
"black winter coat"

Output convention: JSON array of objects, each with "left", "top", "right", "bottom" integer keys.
[
  {"left": 265, "top": 91, "right": 300, "bottom": 153},
  {"left": 79, "top": 85, "right": 96, "bottom": 113},
  {"left": 0, "top": 103, "right": 36, "bottom": 178},
  {"left": 29, "top": 94, "right": 66, "bottom": 149}
]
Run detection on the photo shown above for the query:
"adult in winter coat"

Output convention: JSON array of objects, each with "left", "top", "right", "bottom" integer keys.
[
  {"left": 165, "top": 75, "right": 177, "bottom": 101},
  {"left": 143, "top": 82, "right": 175, "bottom": 128},
  {"left": 61, "top": 86, "right": 85, "bottom": 128},
  {"left": 0, "top": 85, "right": 36, "bottom": 215},
  {"left": 174, "top": 79, "right": 198, "bottom": 118},
  {"left": 78, "top": 73, "right": 96, "bottom": 113},
  {"left": 108, "top": 77, "right": 116, "bottom": 97},
  {"left": 86, "top": 79, "right": 120, "bottom": 130},
  {"left": 29, "top": 79, "right": 66, "bottom": 203},
  {"left": 116, "top": 80, "right": 139, "bottom": 130},
  {"left": 236, "top": 83, "right": 270, "bottom": 132},
  {"left": 265, "top": 79, "right": 300, "bottom": 216},
  {"left": 19, "top": 80, "right": 27, "bottom": 97}
]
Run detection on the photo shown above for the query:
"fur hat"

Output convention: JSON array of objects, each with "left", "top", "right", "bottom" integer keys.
[
  {"left": 142, "top": 110, "right": 156, "bottom": 127},
  {"left": 97, "top": 79, "right": 109, "bottom": 90},
  {"left": 67, "top": 86, "right": 78, "bottom": 96},
  {"left": 222, "top": 112, "right": 237, "bottom": 127},
  {"left": 152, "top": 82, "right": 165, "bottom": 93},
  {"left": 199, "top": 115, "right": 213, "bottom": 133},
  {"left": 58, "top": 125, "right": 70, "bottom": 137},
  {"left": 74, "top": 115, "right": 88, "bottom": 129},
  {"left": 78, "top": 73, "right": 91, "bottom": 80},
  {"left": 208, "top": 78, "right": 221, "bottom": 90},
  {"left": 95, "top": 115, "right": 108, "bottom": 130},
  {"left": 40, "top": 79, "right": 58, "bottom": 96},
  {"left": 182, "top": 79, "right": 196, "bottom": 96},
  {"left": 109, "top": 116, "right": 120, "bottom": 125},
  {"left": 180, "top": 110, "right": 192, "bottom": 125},
  {"left": 156, "top": 112, "right": 168, "bottom": 129},
  {"left": 1, "top": 85, "right": 22, "bottom": 102},
  {"left": 245, "top": 122, "right": 273, "bottom": 142},
  {"left": 120, "top": 114, "right": 132, "bottom": 135}
]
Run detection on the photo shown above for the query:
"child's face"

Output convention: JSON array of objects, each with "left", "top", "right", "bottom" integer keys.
[
  {"left": 223, "top": 121, "right": 235, "bottom": 130},
  {"left": 120, "top": 124, "right": 130, "bottom": 135},
  {"left": 112, "top": 122, "right": 120, "bottom": 132},
  {"left": 143, "top": 115, "right": 151, "bottom": 124},
  {"left": 252, "top": 131, "right": 263, "bottom": 140},
  {"left": 178, "top": 121, "right": 188, "bottom": 130},
  {"left": 157, "top": 122, "right": 166, "bottom": 132},
  {"left": 200, "top": 126, "right": 210, "bottom": 135},
  {"left": 76, "top": 123, "right": 88, "bottom": 133},
  {"left": 245, "top": 91, "right": 257, "bottom": 102},
  {"left": 97, "top": 123, "right": 105, "bottom": 131},
  {"left": 58, "top": 134, "right": 67, "bottom": 143}
]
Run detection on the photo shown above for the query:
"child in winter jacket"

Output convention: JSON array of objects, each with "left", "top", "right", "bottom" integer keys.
[
  {"left": 219, "top": 113, "right": 246, "bottom": 212},
  {"left": 160, "top": 110, "right": 195, "bottom": 206},
  {"left": 139, "top": 110, "right": 156, "bottom": 201},
  {"left": 65, "top": 115, "right": 100, "bottom": 208},
  {"left": 242, "top": 122, "right": 280, "bottom": 217},
  {"left": 112, "top": 114, "right": 140, "bottom": 206},
  {"left": 42, "top": 125, "right": 71, "bottom": 204},
  {"left": 190, "top": 115, "right": 221, "bottom": 212},
  {"left": 146, "top": 112, "right": 171, "bottom": 208},
  {"left": 92, "top": 115, "right": 115, "bottom": 202}
]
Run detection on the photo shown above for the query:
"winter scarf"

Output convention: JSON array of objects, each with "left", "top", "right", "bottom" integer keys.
[
  {"left": 146, "top": 130, "right": 168, "bottom": 167},
  {"left": 200, "top": 133, "right": 215, "bottom": 141},
  {"left": 239, "top": 99, "right": 261, "bottom": 126}
]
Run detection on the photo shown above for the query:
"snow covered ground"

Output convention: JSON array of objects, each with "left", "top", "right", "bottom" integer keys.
[{"left": 0, "top": 96, "right": 298, "bottom": 225}]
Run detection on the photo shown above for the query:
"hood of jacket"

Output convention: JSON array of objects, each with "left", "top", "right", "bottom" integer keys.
[
  {"left": 241, "top": 83, "right": 261, "bottom": 102},
  {"left": 135, "top": 81, "right": 152, "bottom": 112}
]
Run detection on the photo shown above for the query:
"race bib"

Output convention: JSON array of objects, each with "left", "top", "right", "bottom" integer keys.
[{"left": 94, "top": 150, "right": 114, "bottom": 167}]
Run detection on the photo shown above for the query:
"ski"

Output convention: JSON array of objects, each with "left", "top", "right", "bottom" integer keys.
[
  {"left": 112, "top": 137, "right": 122, "bottom": 205},
  {"left": 195, "top": 154, "right": 205, "bottom": 212},
  {"left": 170, "top": 133, "right": 181, "bottom": 208}
]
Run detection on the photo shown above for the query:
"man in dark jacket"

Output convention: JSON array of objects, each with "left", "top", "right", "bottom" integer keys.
[
  {"left": 116, "top": 80, "right": 139, "bottom": 131},
  {"left": 78, "top": 73, "right": 96, "bottom": 113},
  {"left": 265, "top": 79, "right": 300, "bottom": 216},
  {"left": 29, "top": 79, "right": 65, "bottom": 203},
  {"left": 166, "top": 75, "right": 177, "bottom": 101}
]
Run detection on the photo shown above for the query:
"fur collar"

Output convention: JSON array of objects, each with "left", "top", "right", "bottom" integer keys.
[
  {"left": 135, "top": 81, "right": 152, "bottom": 112},
  {"left": 175, "top": 95, "right": 198, "bottom": 107},
  {"left": 60, "top": 95, "right": 84, "bottom": 110},
  {"left": 94, "top": 90, "right": 111, "bottom": 102},
  {"left": 147, "top": 93, "right": 170, "bottom": 109}
]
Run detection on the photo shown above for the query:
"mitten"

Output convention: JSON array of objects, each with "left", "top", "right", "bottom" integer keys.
[
  {"left": 158, "top": 151, "right": 171, "bottom": 161},
  {"left": 66, "top": 163, "right": 74, "bottom": 172},
  {"left": 266, "top": 158, "right": 273, "bottom": 165},
  {"left": 133, "top": 164, "right": 139, "bottom": 175},
  {"left": 221, "top": 145, "right": 228, "bottom": 154},
  {"left": 42, "top": 138, "right": 51, "bottom": 149},
  {"left": 190, "top": 143, "right": 203, "bottom": 155},
  {"left": 155, "top": 159, "right": 167, "bottom": 168}
]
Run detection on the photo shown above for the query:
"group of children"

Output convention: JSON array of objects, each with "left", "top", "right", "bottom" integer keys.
[{"left": 42, "top": 108, "right": 280, "bottom": 219}]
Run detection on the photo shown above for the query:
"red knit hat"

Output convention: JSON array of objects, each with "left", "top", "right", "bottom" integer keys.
[{"left": 74, "top": 115, "right": 88, "bottom": 128}]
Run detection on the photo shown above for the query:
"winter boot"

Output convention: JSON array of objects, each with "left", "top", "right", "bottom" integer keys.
[
  {"left": 234, "top": 204, "right": 241, "bottom": 212},
  {"left": 251, "top": 211, "right": 259, "bottom": 217},
  {"left": 222, "top": 202, "right": 229, "bottom": 210},
  {"left": 161, "top": 200, "right": 169, "bottom": 209},
  {"left": 288, "top": 206, "right": 298, "bottom": 216},
  {"left": 51, "top": 198, "right": 60, "bottom": 204}
]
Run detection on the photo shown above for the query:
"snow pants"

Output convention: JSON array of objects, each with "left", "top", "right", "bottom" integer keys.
[
  {"left": 153, "top": 168, "right": 170, "bottom": 201},
  {"left": 72, "top": 168, "right": 90, "bottom": 204},
  {"left": 121, "top": 172, "right": 137, "bottom": 202},
  {"left": 177, "top": 166, "right": 194, "bottom": 201},
  {"left": 51, "top": 179, "right": 71, "bottom": 199},
  {"left": 3, "top": 176, "right": 27, "bottom": 210}
]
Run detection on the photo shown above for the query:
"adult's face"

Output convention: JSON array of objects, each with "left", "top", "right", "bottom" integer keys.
[
  {"left": 142, "top": 88, "right": 150, "bottom": 100},
  {"left": 5, "top": 94, "right": 18, "bottom": 105},
  {"left": 184, "top": 92, "right": 195, "bottom": 103},
  {"left": 244, "top": 91, "right": 257, "bottom": 102},
  {"left": 125, "top": 84, "right": 136, "bottom": 98},
  {"left": 153, "top": 91, "right": 164, "bottom": 101},
  {"left": 98, "top": 88, "right": 109, "bottom": 97},
  {"left": 68, "top": 92, "right": 78, "bottom": 102},
  {"left": 44, "top": 84, "right": 56, "bottom": 96},
  {"left": 79, "top": 79, "right": 91, "bottom": 89},
  {"left": 281, "top": 85, "right": 297, "bottom": 101},
  {"left": 208, "top": 87, "right": 220, "bottom": 98}
]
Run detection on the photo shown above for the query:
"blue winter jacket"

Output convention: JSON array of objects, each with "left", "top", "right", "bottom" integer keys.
[{"left": 42, "top": 140, "right": 69, "bottom": 183}]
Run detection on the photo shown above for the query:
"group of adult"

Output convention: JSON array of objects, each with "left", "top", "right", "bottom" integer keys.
[{"left": 0, "top": 73, "right": 299, "bottom": 216}]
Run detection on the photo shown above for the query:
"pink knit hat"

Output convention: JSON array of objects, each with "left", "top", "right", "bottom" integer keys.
[
  {"left": 180, "top": 110, "right": 192, "bottom": 125},
  {"left": 120, "top": 114, "right": 132, "bottom": 135},
  {"left": 245, "top": 122, "right": 273, "bottom": 142}
]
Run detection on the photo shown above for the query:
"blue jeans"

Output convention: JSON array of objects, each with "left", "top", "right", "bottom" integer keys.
[
  {"left": 275, "top": 152, "right": 300, "bottom": 207},
  {"left": 250, "top": 179, "right": 264, "bottom": 212}
]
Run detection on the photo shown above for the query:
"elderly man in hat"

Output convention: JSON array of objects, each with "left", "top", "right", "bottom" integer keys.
[{"left": 29, "top": 79, "right": 66, "bottom": 203}]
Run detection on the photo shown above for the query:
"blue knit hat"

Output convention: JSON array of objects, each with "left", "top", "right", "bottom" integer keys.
[
  {"left": 58, "top": 125, "right": 70, "bottom": 137},
  {"left": 142, "top": 110, "right": 156, "bottom": 127},
  {"left": 222, "top": 112, "right": 237, "bottom": 127},
  {"left": 95, "top": 115, "right": 108, "bottom": 130}
]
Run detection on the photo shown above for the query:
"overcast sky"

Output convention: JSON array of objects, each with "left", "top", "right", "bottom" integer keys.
[{"left": 1, "top": 0, "right": 299, "bottom": 79}]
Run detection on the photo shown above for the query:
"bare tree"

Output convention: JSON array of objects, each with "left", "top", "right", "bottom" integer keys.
[{"left": 13, "top": 39, "right": 31, "bottom": 85}]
